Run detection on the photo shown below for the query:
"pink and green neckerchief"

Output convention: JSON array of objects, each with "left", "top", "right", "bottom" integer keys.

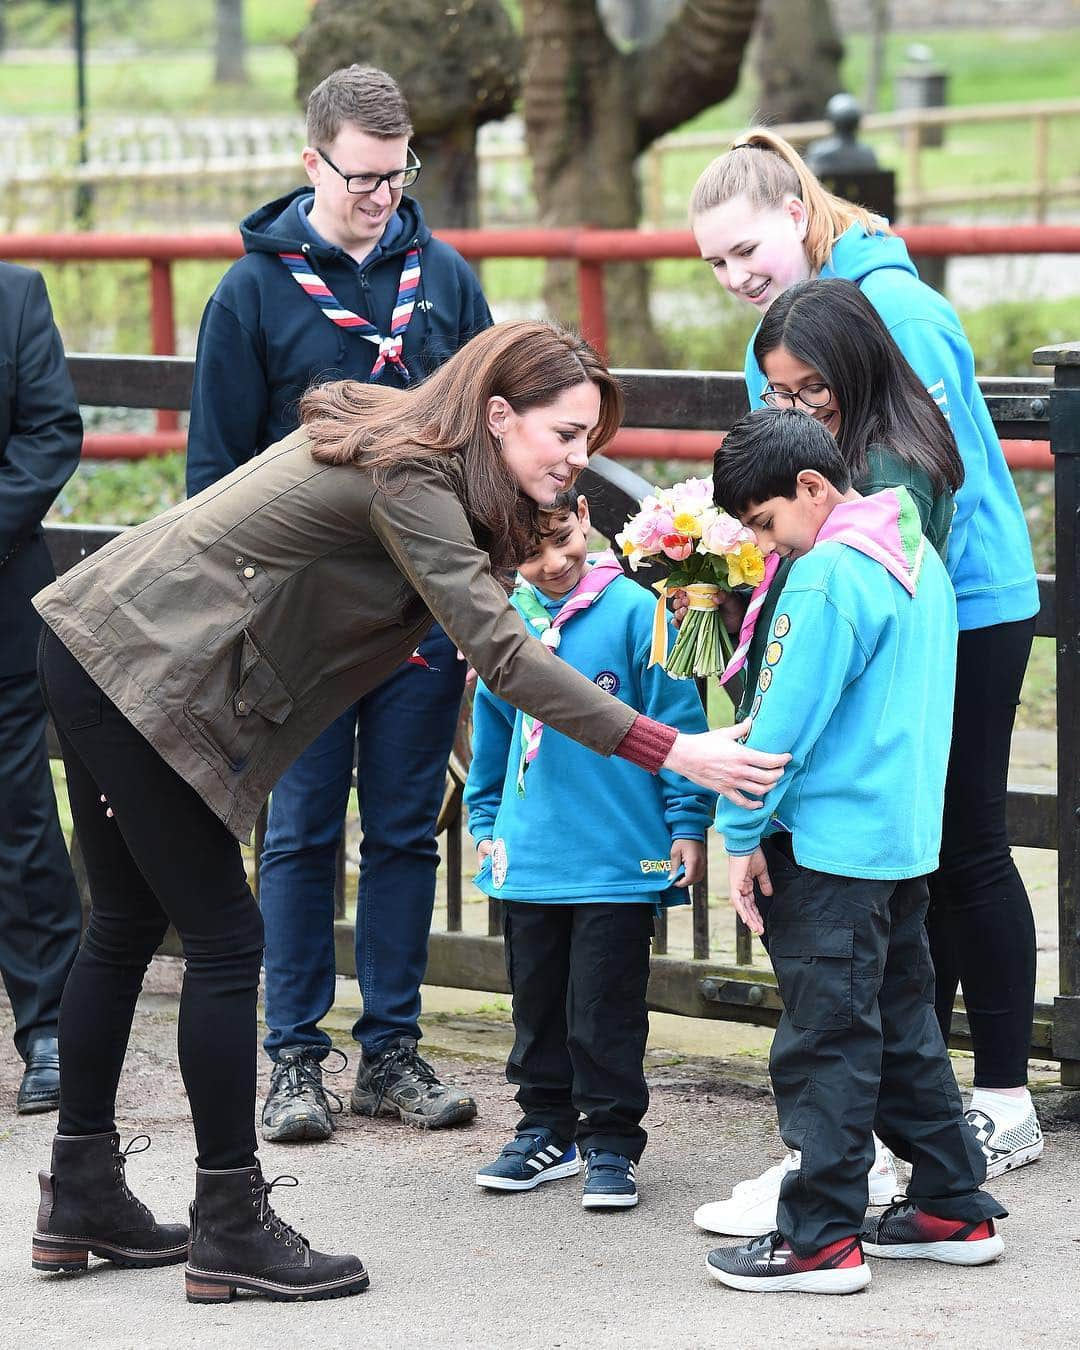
[
  {"left": 278, "top": 246, "right": 421, "bottom": 382},
  {"left": 512, "top": 550, "right": 623, "bottom": 796}
]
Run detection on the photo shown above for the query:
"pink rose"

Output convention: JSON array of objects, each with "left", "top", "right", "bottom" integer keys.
[
  {"left": 661, "top": 532, "right": 694, "bottom": 561},
  {"left": 701, "top": 513, "right": 744, "bottom": 555}
]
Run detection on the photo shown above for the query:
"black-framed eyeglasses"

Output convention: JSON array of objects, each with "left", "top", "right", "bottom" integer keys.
[
  {"left": 317, "top": 146, "right": 422, "bottom": 195},
  {"left": 762, "top": 382, "right": 833, "bottom": 411}
]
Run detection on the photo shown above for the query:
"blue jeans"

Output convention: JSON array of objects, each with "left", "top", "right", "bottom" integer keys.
[{"left": 261, "top": 624, "right": 465, "bottom": 1062}]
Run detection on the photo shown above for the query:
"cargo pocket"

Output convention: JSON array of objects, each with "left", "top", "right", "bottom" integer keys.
[
  {"left": 185, "top": 629, "right": 294, "bottom": 771},
  {"left": 769, "top": 922, "right": 854, "bottom": 1031}
]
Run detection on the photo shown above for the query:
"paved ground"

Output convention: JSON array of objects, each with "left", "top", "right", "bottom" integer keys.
[{"left": 2, "top": 963, "right": 1079, "bottom": 1350}]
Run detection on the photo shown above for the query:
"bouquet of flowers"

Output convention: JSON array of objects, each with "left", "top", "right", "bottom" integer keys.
[{"left": 615, "top": 476, "right": 766, "bottom": 679}]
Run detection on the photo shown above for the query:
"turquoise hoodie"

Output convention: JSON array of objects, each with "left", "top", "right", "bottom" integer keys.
[
  {"left": 743, "top": 224, "right": 1039, "bottom": 632},
  {"left": 465, "top": 567, "right": 716, "bottom": 904},
  {"left": 715, "top": 488, "right": 957, "bottom": 880}
]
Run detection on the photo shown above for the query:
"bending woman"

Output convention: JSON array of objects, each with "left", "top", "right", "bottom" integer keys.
[
  {"left": 690, "top": 130, "right": 1041, "bottom": 1215},
  {"left": 31, "top": 320, "right": 787, "bottom": 1306}
]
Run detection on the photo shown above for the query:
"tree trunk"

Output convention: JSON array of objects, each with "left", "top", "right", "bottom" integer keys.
[
  {"left": 754, "top": 0, "right": 842, "bottom": 124},
  {"left": 522, "top": 0, "right": 758, "bottom": 367},
  {"left": 214, "top": 0, "right": 247, "bottom": 85},
  {"left": 410, "top": 125, "right": 482, "bottom": 230},
  {"left": 864, "top": 0, "right": 890, "bottom": 113},
  {"left": 522, "top": 1, "right": 666, "bottom": 365}
]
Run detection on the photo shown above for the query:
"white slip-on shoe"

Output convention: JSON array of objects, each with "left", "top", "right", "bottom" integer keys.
[{"left": 694, "top": 1137, "right": 902, "bottom": 1237}]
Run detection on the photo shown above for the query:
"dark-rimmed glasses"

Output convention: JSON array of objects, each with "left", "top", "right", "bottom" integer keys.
[
  {"left": 317, "top": 146, "right": 422, "bottom": 195},
  {"left": 762, "top": 382, "right": 833, "bottom": 411}
]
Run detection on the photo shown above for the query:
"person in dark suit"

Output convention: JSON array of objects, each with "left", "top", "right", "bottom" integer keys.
[{"left": 0, "top": 261, "right": 83, "bottom": 1113}]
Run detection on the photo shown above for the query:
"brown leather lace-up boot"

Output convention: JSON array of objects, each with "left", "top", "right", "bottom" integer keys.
[
  {"left": 185, "top": 1162, "right": 368, "bottom": 1303},
  {"left": 32, "top": 1132, "right": 189, "bottom": 1272}
]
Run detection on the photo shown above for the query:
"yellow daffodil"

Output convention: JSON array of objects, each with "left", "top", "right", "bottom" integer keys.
[
  {"left": 725, "top": 541, "right": 766, "bottom": 587},
  {"left": 671, "top": 511, "right": 703, "bottom": 538}
]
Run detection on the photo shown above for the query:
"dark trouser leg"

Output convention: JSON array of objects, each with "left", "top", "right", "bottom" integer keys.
[
  {"left": 926, "top": 619, "right": 1037, "bottom": 1087},
  {"left": 503, "top": 901, "right": 577, "bottom": 1143},
  {"left": 0, "top": 664, "right": 82, "bottom": 1059},
  {"left": 40, "top": 631, "right": 264, "bottom": 1169},
  {"left": 567, "top": 904, "right": 652, "bottom": 1162},
  {"left": 352, "top": 624, "right": 465, "bottom": 1057},
  {"left": 876, "top": 878, "right": 1005, "bottom": 1222},
  {"left": 762, "top": 841, "right": 885, "bottom": 1256},
  {"left": 259, "top": 706, "right": 358, "bottom": 1060}
]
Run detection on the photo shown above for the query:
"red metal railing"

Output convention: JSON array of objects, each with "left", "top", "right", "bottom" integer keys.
[{"left": 4, "top": 225, "right": 1077, "bottom": 467}]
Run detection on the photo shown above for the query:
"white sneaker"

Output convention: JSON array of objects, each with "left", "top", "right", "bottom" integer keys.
[
  {"left": 965, "top": 1098, "right": 1043, "bottom": 1179},
  {"left": 693, "top": 1138, "right": 902, "bottom": 1237}
]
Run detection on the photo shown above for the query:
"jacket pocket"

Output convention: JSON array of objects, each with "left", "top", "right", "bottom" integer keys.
[
  {"left": 185, "top": 629, "right": 294, "bottom": 771},
  {"left": 768, "top": 922, "right": 854, "bottom": 1032}
]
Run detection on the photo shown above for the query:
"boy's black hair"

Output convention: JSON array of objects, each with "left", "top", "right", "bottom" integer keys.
[
  {"left": 536, "top": 485, "right": 582, "bottom": 531},
  {"left": 713, "top": 408, "right": 851, "bottom": 517},
  {"left": 521, "top": 486, "right": 584, "bottom": 561}
]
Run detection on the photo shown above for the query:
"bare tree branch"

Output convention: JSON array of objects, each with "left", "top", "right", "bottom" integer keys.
[{"left": 634, "top": 0, "right": 760, "bottom": 151}]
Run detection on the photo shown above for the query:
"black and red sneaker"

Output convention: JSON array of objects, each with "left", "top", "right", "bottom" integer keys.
[
  {"left": 861, "top": 1201, "right": 1004, "bottom": 1265},
  {"left": 705, "top": 1231, "right": 870, "bottom": 1294}
]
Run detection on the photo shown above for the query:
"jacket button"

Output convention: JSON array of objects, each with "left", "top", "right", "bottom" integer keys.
[
  {"left": 243, "top": 566, "right": 256, "bottom": 579},
  {"left": 236, "top": 699, "right": 247, "bottom": 713},
  {"left": 234, "top": 556, "right": 244, "bottom": 565}
]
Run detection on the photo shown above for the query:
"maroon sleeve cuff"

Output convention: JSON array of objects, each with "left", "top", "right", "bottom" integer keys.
[{"left": 614, "top": 715, "right": 678, "bottom": 774}]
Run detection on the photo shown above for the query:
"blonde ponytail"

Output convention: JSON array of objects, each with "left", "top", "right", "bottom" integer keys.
[{"left": 688, "top": 128, "right": 891, "bottom": 273}]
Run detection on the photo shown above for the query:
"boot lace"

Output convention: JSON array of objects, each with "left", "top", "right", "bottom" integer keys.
[
  {"left": 365, "top": 1042, "right": 440, "bottom": 1115},
  {"left": 269, "top": 1046, "right": 346, "bottom": 1115},
  {"left": 114, "top": 1135, "right": 153, "bottom": 1219},
  {"left": 251, "top": 1173, "right": 309, "bottom": 1252}
]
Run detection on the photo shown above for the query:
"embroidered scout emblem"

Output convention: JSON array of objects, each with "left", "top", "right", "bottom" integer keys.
[
  {"left": 595, "top": 670, "right": 620, "bottom": 694},
  {"left": 773, "top": 613, "right": 791, "bottom": 637},
  {"left": 639, "top": 859, "right": 669, "bottom": 875},
  {"left": 758, "top": 668, "right": 773, "bottom": 692},
  {"left": 490, "top": 839, "right": 508, "bottom": 889},
  {"left": 765, "top": 641, "right": 783, "bottom": 666}
]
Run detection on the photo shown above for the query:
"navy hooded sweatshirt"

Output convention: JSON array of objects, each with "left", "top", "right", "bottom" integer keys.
[{"left": 186, "top": 188, "right": 492, "bottom": 495}]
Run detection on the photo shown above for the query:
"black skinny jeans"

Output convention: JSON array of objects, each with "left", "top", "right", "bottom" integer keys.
[
  {"left": 927, "top": 617, "right": 1038, "bottom": 1088},
  {"left": 39, "top": 629, "right": 264, "bottom": 1169}
]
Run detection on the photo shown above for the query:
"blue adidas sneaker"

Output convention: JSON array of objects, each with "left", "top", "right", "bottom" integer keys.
[
  {"left": 582, "top": 1150, "right": 638, "bottom": 1208},
  {"left": 475, "top": 1129, "right": 581, "bottom": 1191}
]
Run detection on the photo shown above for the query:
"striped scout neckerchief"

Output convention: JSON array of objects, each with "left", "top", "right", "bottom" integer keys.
[
  {"left": 278, "top": 245, "right": 422, "bottom": 382},
  {"left": 512, "top": 550, "right": 624, "bottom": 795},
  {"left": 719, "top": 550, "right": 782, "bottom": 685}
]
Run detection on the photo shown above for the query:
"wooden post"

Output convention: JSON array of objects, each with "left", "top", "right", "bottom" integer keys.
[
  {"left": 903, "top": 120, "right": 923, "bottom": 225},
  {"left": 1034, "top": 341, "right": 1080, "bottom": 1088},
  {"left": 148, "top": 259, "right": 179, "bottom": 434},
  {"left": 1032, "top": 113, "right": 1050, "bottom": 225},
  {"left": 644, "top": 144, "right": 665, "bottom": 228}
]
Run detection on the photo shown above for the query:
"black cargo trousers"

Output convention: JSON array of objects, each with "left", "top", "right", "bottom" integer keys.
[{"left": 757, "top": 833, "right": 1007, "bottom": 1255}]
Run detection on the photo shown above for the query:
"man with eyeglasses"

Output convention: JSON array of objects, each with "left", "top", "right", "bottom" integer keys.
[{"left": 187, "top": 64, "right": 491, "bottom": 1146}]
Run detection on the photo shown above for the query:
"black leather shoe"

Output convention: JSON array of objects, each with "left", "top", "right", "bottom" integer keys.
[{"left": 17, "top": 1035, "right": 61, "bottom": 1115}]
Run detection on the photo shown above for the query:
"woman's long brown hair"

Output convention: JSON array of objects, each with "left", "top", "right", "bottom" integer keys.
[{"left": 299, "top": 320, "right": 624, "bottom": 569}]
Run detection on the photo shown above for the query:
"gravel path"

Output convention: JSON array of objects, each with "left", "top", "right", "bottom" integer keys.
[{"left": 2, "top": 961, "right": 1079, "bottom": 1349}]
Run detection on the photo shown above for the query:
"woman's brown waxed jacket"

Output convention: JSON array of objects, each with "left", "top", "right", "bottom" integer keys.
[{"left": 34, "top": 430, "right": 635, "bottom": 840}]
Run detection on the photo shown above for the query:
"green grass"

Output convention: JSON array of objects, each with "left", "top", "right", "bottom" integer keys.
[
  {"left": 0, "top": 50, "right": 304, "bottom": 116},
  {"left": 5, "top": 0, "right": 309, "bottom": 51}
]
